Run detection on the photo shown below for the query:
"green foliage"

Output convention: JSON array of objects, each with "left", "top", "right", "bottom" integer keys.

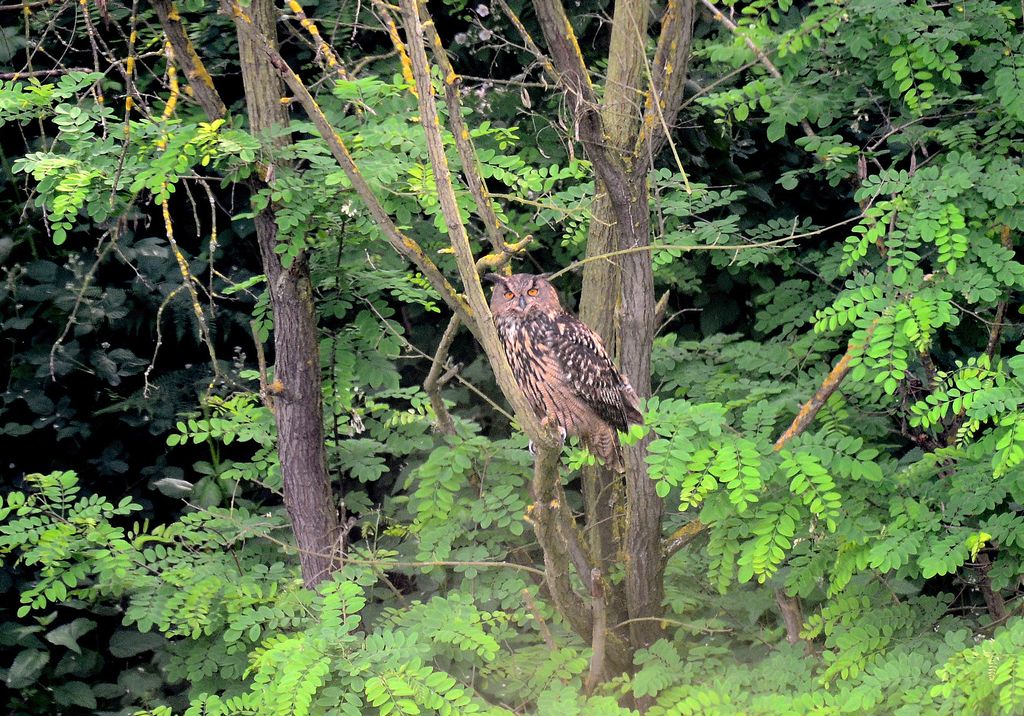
[{"left": 3, "top": 0, "right": 1024, "bottom": 713}]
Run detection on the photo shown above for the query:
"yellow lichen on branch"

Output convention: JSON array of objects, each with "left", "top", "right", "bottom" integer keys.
[
  {"left": 151, "top": 0, "right": 225, "bottom": 118},
  {"left": 287, "top": 0, "right": 349, "bottom": 78},
  {"left": 378, "top": 8, "right": 417, "bottom": 96},
  {"left": 221, "top": 0, "right": 472, "bottom": 326},
  {"left": 161, "top": 41, "right": 179, "bottom": 121}
]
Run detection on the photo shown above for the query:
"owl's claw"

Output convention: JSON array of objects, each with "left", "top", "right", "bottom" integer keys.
[{"left": 528, "top": 426, "right": 567, "bottom": 456}]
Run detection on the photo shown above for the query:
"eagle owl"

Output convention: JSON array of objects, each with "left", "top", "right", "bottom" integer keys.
[{"left": 485, "top": 273, "right": 643, "bottom": 472}]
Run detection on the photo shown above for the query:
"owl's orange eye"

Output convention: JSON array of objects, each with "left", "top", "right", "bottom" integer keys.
[
  {"left": 527, "top": 288, "right": 539, "bottom": 296},
  {"left": 504, "top": 291, "right": 515, "bottom": 299}
]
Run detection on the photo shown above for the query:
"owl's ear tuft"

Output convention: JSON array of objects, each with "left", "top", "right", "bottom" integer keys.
[
  {"left": 484, "top": 273, "right": 505, "bottom": 286},
  {"left": 538, "top": 271, "right": 555, "bottom": 281}
]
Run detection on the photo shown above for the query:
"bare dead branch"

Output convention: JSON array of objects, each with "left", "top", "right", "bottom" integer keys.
[
  {"left": 49, "top": 227, "right": 116, "bottom": 379},
  {"left": 143, "top": 285, "right": 187, "bottom": 398},
  {"left": 493, "top": 0, "right": 557, "bottom": 83},
  {"left": 285, "top": 0, "right": 351, "bottom": 80},
  {"left": 773, "top": 322, "right": 878, "bottom": 450},
  {"left": 0, "top": 67, "right": 89, "bottom": 78}
]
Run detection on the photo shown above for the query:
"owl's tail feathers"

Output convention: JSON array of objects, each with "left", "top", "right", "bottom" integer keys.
[{"left": 587, "top": 426, "right": 627, "bottom": 474}]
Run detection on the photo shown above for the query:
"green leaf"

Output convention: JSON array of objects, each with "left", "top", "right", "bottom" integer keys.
[
  {"left": 6, "top": 649, "right": 49, "bottom": 688},
  {"left": 108, "top": 630, "right": 165, "bottom": 658},
  {"left": 45, "top": 618, "right": 96, "bottom": 655},
  {"left": 52, "top": 681, "right": 97, "bottom": 708}
]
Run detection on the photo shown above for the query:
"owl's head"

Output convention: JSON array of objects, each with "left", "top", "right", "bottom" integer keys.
[{"left": 485, "top": 273, "right": 562, "bottom": 319}]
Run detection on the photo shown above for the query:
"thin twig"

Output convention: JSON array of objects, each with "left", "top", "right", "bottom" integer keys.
[
  {"left": 0, "top": 67, "right": 89, "bottom": 79},
  {"left": 143, "top": 285, "right": 187, "bottom": 398},
  {"left": 521, "top": 587, "right": 558, "bottom": 650},
  {"left": 49, "top": 228, "right": 116, "bottom": 379},
  {"left": 549, "top": 213, "right": 865, "bottom": 281}
]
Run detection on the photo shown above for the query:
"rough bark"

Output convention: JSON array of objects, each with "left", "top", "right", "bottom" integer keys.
[
  {"left": 233, "top": 0, "right": 338, "bottom": 587},
  {"left": 530, "top": 0, "right": 697, "bottom": 662},
  {"left": 618, "top": 177, "right": 665, "bottom": 652},
  {"left": 577, "top": 0, "right": 650, "bottom": 644},
  {"left": 150, "top": 0, "right": 227, "bottom": 120}
]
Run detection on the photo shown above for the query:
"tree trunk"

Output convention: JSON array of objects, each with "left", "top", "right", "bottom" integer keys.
[
  {"left": 575, "top": 0, "right": 665, "bottom": 655},
  {"left": 618, "top": 176, "right": 665, "bottom": 652},
  {"left": 233, "top": 0, "right": 339, "bottom": 587},
  {"left": 528, "top": 0, "right": 696, "bottom": 672}
]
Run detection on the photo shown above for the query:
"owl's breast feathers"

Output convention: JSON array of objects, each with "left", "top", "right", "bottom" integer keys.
[{"left": 495, "top": 308, "right": 643, "bottom": 434}]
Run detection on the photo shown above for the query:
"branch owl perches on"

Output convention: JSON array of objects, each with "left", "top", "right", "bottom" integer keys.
[{"left": 485, "top": 273, "right": 643, "bottom": 472}]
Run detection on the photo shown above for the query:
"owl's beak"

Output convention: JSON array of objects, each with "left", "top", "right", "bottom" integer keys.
[{"left": 518, "top": 296, "right": 527, "bottom": 310}]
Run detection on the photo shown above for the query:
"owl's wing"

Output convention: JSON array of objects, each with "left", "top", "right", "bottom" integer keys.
[{"left": 547, "top": 312, "right": 643, "bottom": 432}]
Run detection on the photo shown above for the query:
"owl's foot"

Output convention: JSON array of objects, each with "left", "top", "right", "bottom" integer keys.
[{"left": 528, "top": 425, "right": 566, "bottom": 456}]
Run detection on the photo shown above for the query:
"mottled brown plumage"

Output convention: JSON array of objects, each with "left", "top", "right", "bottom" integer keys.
[{"left": 485, "top": 273, "right": 643, "bottom": 471}]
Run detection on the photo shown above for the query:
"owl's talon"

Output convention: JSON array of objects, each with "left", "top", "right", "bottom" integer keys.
[{"left": 529, "top": 427, "right": 564, "bottom": 456}]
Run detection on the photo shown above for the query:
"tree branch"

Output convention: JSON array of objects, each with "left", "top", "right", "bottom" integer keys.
[
  {"left": 635, "top": 0, "right": 697, "bottom": 168},
  {"left": 423, "top": 315, "right": 461, "bottom": 435},
  {"left": 151, "top": 0, "right": 227, "bottom": 120},
  {"left": 700, "top": 0, "right": 815, "bottom": 140},
  {"left": 410, "top": 0, "right": 509, "bottom": 256},
  {"left": 220, "top": 0, "right": 472, "bottom": 328},
  {"left": 397, "top": 0, "right": 556, "bottom": 445},
  {"left": 772, "top": 323, "right": 877, "bottom": 450},
  {"left": 529, "top": 0, "right": 630, "bottom": 208}
]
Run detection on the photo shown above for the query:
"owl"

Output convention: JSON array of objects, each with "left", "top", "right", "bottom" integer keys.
[{"left": 485, "top": 273, "right": 643, "bottom": 472}]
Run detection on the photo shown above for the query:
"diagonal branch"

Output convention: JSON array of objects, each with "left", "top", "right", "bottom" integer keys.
[
  {"left": 407, "top": 0, "right": 509, "bottom": 256},
  {"left": 772, "top": 323, "right": 877, "bottom": 449},
  {"left": 151, "top": 0, "right": 227, "bottom": 120},
  {"left": 665, "top": 321, "right": 880, "bottom": 559},
  {"left": 493, "top": 0, "right": 557, "bottom": 82},
  {"left": 396, "top": 0, "right": 555, "bottom": 444},
  {"left": 220, "top": 0, "right": 472, "bottom": 328}
]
